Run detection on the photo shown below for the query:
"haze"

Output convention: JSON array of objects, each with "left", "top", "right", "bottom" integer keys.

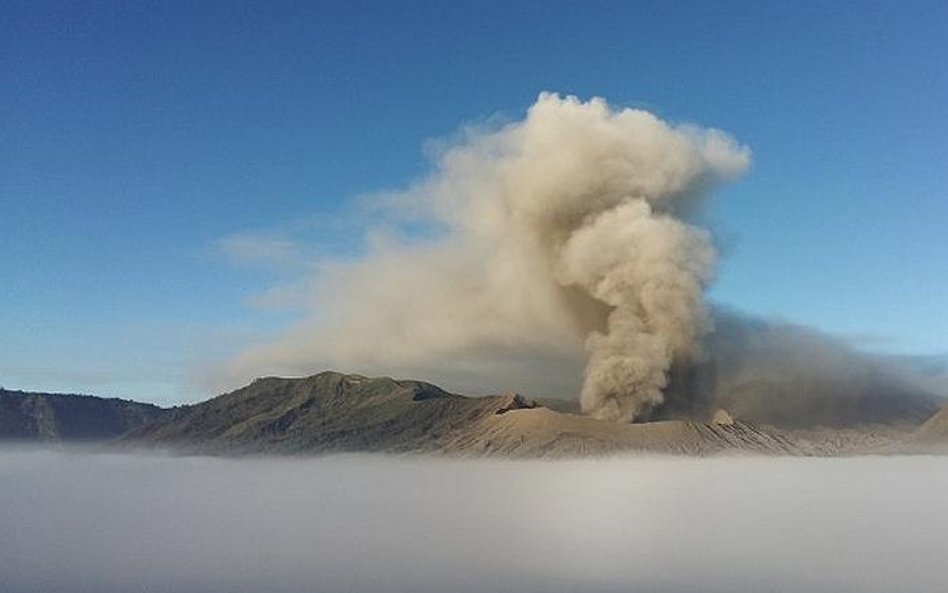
[{"left": 2, "top": 450, "right": 945, "bottom": 593}]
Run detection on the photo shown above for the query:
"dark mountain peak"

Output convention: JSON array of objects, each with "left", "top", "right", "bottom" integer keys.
[
  {"left": 0, "top": 388, "right": 164, "bottom": 442},
  {"left": 122, "top": 371, "right": 467, "bottom": 453}
]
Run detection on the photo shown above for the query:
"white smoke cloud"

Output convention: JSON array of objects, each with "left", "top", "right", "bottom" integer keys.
[{"left": 230, "top": 93, "right": 750, "bottom": 420}]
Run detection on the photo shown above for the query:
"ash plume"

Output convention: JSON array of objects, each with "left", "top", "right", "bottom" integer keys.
[{"left": 231, "top": 93, "right": 749, "bottom": 421}]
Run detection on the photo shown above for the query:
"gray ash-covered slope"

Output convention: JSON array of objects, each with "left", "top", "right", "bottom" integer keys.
[
  {"left": 899, "top": 402, "right": 948, "bottom": 453},
  {"left": 444, "top": 404, "right": 802, "bottom": 456},
  {"left": 918, "top": 402, "right": 948, "bottom": 439},
  {"left": 0, "top": 388, "right": 164, "bottom": 442},
  {"left": 124, "top": 371, "right": 803, "bottom": 456}
]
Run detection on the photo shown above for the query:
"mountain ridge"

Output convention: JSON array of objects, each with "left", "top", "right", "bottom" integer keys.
[
  {"left": 3, "top": 372, "right": 946, "bottom": 456},
  {"left": 0, "top": 388, "right": 164, "bottom": 442},
  {"left": 120, "top": 371, "right": 943, "bottom": 457}
]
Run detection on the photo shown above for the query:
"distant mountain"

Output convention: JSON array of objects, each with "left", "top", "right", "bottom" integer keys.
[
  {"left": 919, "top": 402, "right": 948, "bottom": 438},
  {"left": 4, "top": 372, "right": 945, "bottom": 456},
  {"left": 898, "top": 402, "right": 948, "bottom": 453},
  {"left": 122, "top": 371, "right": 826, "bottom": 456},
  {"left": 123, "top": 372, "right": 473, "bottom": 454},
  {"left": 0, "top": 388, "right": 164, "bottom": 442}
]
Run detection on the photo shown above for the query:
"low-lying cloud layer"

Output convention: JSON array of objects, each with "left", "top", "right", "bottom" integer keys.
[
  {"left": 2, "top": 450, "right": 946, "bottom": 593},
  {"left": 230, "top": 93, "right": 750, "bottom": 420}
]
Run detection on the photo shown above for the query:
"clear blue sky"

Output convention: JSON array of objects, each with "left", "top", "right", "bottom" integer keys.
[{"left": 3, "top": 1, "right": 946, "bottom": 404}]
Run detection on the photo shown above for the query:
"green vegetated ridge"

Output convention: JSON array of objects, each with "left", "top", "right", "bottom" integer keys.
[{"left": 123, "top": 372, "right": 500, "bottom": 454}]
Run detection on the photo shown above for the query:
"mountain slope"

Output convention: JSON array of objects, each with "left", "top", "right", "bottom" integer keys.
[
  {"left": 125, "top": 371, "right": 805, "bottom": 456},
  {"left": 918, "top": 403, "right": 948, "bottom": 439},
  {"left": 0, "top": 388, "right": 164, "bottom": 442},
  {"left": 6, "top": 373, "right": 937, "bottom": 455},
  {"left": 898, "top": 402, "right": 948, "bottom": 453},
  {"left": 124, "top": 372, "right": 487, "bottom": 453},
  {"left": 443, "top": 406, "right": 802, "bottom": 456}
]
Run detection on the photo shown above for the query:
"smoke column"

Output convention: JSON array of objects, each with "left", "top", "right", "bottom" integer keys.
[
  {"left": 232, "top": 93, "right": 749, "bottom": 422},
  {"left": 560, "top": 200, "right": 716, "bottom": 420}
]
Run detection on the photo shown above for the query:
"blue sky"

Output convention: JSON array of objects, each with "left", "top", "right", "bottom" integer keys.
[{"left": 2, "top": 1, "right": 946, "bottom": 404}]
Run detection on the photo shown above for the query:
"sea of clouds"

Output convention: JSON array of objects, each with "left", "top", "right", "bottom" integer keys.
[{"left": 2, "top": 450, "right": 946, "bottom": 593}]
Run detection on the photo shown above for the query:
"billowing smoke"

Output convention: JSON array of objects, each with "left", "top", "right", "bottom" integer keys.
[
  {"left": 559, "top": 200, "right": 717, "bottom": 420},
  {"left": 231, "top": 93, "right": 749, "bottom": 421}
]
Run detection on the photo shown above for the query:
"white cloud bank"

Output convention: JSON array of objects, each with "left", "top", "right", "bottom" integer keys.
[
  {"left": 227, "top": 93, "right": 749, "bottom": 420},
  {"left": 1, "top": 451, "right": 946, "bottom": 593}
]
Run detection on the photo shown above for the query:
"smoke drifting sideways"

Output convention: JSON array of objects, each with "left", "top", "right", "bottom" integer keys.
[
  {"left": 3, "top": 450, "right": 948, "bottom": 593},
  {"left": 231, "top": 93, "right": 750, "bottom": 422},
  {"left": 657, "top": 309, "right": 945, "bottom": 427}
]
